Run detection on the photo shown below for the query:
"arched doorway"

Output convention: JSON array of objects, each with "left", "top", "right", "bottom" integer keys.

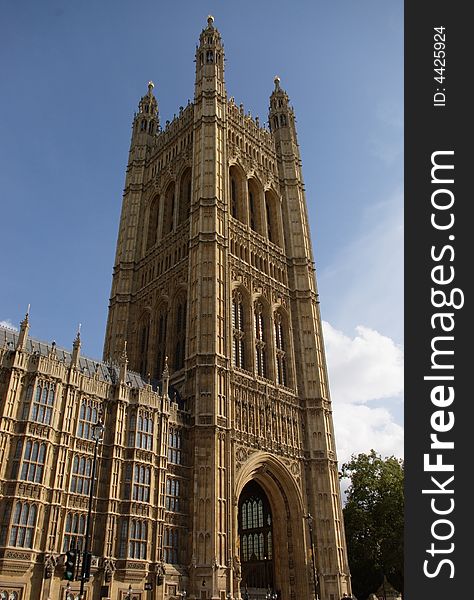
[{"left": 238, "top": 481, "right": 274, "bottom": 593}]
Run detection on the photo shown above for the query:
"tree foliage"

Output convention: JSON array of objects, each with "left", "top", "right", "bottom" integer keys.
[{"left": 341, "top": 450, "right": 404, "bottom": 600}]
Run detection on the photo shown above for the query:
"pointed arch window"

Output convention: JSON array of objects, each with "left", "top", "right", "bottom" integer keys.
[
  {"left": 155, "top": 307, "right": 168, "bottom": 379},
  {"left": 77, "top": 399, "right": 101, "bottom": 440},
  {"left": 119, "top": 518, "right": 147, "bottom": 559},
  {"left": 249, "top": 191, "right": 256, "bottom": 231},
  {"left": 168, "top": 428, "right": 182, "bottom": 465},
  {"left": 63, "top": 513, "right": 86, "bottom": 553},
  {"left": 274, "top": 312, "right": 288, "bottom": 386},
  {"left": 163, "top": 184, "right": 175, "bottom": 235},
  {"left": 129, "top": 412, "right": 154, "bottom": 451},
  {"left": 164, "top": 527, "right": 179, "bottom": 564},
  {"left": 265, "top": 201, "right": 273, "bottom": 243},
  {"left": 174, "top": 298, "right": 187, "bottom": 371},
  {"left": 9, "top": 502, "right": 37, "bottom": 548},
  {"left": 70, "top": 455, "right": 92, "bottom": 495},
  {"left": 232, "top": 291, "right": 245, "bottom": 369},
  {"left": 31, "top": 380, "right": 55, "bottom": 426},
  {"left": 238, "top": 482, "right": 274, "bottom": 590},
  {"left": 165, "top": 477, "right": 181, "bottom": 512},
  {"left": 147, "top": 196, "right": 160, "bottom": 250},
  {"left": 19, "top": 440, "right": 46, "bottom": 484},
  {"left": 129, "top": 519, "right": 147, "bottom": 559},
  {"left": 178, "top": 169, "right": 192, "bottom": 224},
  {"left": 133, "top": 465, "right": 151, "bottom": 502},
  {"left": 138, "top": 317, "right": 150, "bottom": 377},
  {"left": 231, "top": 178, "right": 237, "bottom": 218},
  {"left": 254, "top": 302, "right": 266, "bottom": 377}
]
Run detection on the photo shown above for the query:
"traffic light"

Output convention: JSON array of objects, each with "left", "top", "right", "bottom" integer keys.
[
  {"left": 64, "top": 549, "right": 77, "bottom": 581},
  {"left": 83, "top": 552, "right": 92, "bottom": 581}
]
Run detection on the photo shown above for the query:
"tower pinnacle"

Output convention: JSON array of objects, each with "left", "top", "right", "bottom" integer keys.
[{"left": 131, "top": 81, "right": 159, "bottom": 141}]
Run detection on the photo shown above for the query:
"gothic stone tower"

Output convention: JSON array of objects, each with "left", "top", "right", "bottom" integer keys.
[{"left": 104, "top": 16, "right": 350, "bottom": 600}]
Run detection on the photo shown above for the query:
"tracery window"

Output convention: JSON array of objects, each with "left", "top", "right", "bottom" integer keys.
[
  {"left": 31, "top": 380, "right": 55, "bottom": 425},
  {"left": 254, "top": 301, "right": 266, "bottom": 377},
  {"left": 232, "top": 291, "right": 245, "bottom": 369},
  {"left": 165, "top": 478, "right": 180, "bottom": 512},
  {"left": 128, "top": 413, "right": 154, "bottom": 451},
  {"left": 274, "top": 312, "right": 288, "bottom": 386},
  {"left": 168, "top": 429, "right": 182, "bottom": 465},
  {"left": 62, "top": 512, "right": 86, "bottom": 552},
  {"left": 17, "top": 440, "right": 46, "bottom": 484},
  {"left": 9, "top": 502, "right": 37, "bottom": 548},
  {"left": 130, "top": 520, "right": 147, "bottom": 559},
  {"left": 133, "top": 465, "right": 151, "bottom": 502},
  {"left": 238, "top": 481, "right": 274, "bottom": 589},
  {"left": 70, "top": 455, "right": 92, "bottom": 495},
  {"left": 77, "top": 399, "right": 100, "bottom": 440},
  {"left": 164, "top": 528, "right": 179, "bottom": 564}
]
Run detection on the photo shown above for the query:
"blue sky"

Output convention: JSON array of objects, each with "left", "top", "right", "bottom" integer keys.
[{"left": 0, "top": 0, "right": 403, "bottom": 463}]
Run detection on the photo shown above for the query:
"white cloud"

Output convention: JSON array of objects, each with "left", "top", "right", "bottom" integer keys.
[
  {"left": 323, "top": 321, "right": 403, "bottom": 404},
  {"left": 334, "top": 402, "right": 404, "bottom": 466},
  {"left": 0, "top": 319, "right": 18, "bottom": 331},
  {"left": 322, "top": 320, "right": 404, "bottom": 468}
]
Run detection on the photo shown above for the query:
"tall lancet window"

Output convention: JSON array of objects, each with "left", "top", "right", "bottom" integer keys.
[
  {"left": 231, "top": 178, "right": 237, "bottom": 218},
  {"left": 249, "top": 191, "right": 256, "bottom": 231},
  {"left": 139, "top": 320, "right": 149, "bottom": 377},
  {"left": 232, "top": 291, "right": 245, "bottom": 369},
  {"left": 274, "top": 312, "right": 287, "bottom": 386},
  {"left": 155, "top": 306, "right": 168, "bottom": 379},
  {"left": 174, "top": 298, "right": 186, "bottom": 371},
  {"left": 254, "top": 301, "right": 266, "bottom": 378},
  {"left": 146, "top": 196, "right": 160, "bottom": 250},
  {"left": 163, "top": 183, "right": 175, "bottom": 235}
]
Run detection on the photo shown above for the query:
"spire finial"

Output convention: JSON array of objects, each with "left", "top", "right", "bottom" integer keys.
[
  {"left": 207, "top": 15, "right": 214, "bottom": 27},
  {"left": 162, "top": 355, "right": 169, "bottom": 379},
  {"left": 162, "top": 356, "right": 170, "bottom": 399},
  {"left": 16, "top": 305, "right": 31, "bottom": 351},
  {"left": 119, "top": 339, "right": 129, "bottom": 383},
  {"left": 148, "top": 81, "right": 154, "bottom": 94},
  {"left": 274, "top": 76, "right": 281, "bottom": 90}
]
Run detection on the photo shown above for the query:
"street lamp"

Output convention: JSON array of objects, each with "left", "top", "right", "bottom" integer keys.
[
  {"left": 304, "top": 514, "right": 319, "bottom": 600},
  {"left": 79, "top": 416, "right": 105, "bottom": 599},
  {"left": 126, "top": 584, "right": 133, "bottom": 599}
]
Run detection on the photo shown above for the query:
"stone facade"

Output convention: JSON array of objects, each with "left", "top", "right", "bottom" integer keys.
[{"left": 0, "top": 16, "right": 350, "bottom": 600}]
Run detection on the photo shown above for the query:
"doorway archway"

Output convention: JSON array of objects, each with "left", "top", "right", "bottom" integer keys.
[{"left": 238, "top": 480, "right": 274, "bottom": 591}]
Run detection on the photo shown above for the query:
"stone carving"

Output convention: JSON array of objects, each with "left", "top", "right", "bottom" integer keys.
[{"left": 44, "top": 553, "right": 58, "bottom": 579}]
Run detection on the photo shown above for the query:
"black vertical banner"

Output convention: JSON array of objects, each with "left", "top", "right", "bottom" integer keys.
[{"left": 405, "top": 2, "right": 470, "bottom": 598}]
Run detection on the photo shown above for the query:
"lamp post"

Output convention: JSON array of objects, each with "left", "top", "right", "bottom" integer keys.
[
  {"left": 125, "top": 584, "right": 133, "bottom": 599},
  {"left": 79, "top": 417, "right": 104, "bottom": 599},
  {"left": 304, "top": 514, "right": 319, "bottom": 600}
]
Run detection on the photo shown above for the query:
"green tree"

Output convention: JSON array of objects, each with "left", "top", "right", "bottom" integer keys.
[{"left": 341, "top": 450, "right": 404, "bottom": 600}]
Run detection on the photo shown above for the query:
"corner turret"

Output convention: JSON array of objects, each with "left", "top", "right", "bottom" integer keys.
[
  {"left": 194, "top": 16, "right": 226, "bottom": 100},
  {"left": 131, "top": 81, "right": 159, "bottom": 145}
]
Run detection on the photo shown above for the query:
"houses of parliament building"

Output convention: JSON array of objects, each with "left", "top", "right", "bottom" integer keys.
[{"left": 0, "top": 17, "right": 350, "bottom": 600}]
